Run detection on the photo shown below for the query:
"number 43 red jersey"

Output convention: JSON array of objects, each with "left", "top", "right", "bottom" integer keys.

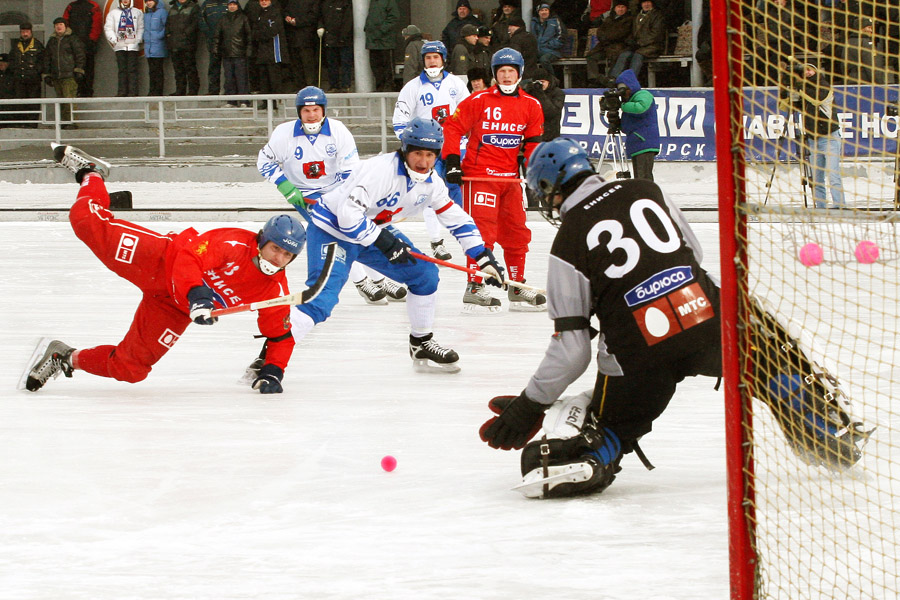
[{"left": 442, "top": 86, "right": 544, "bottom": 176}]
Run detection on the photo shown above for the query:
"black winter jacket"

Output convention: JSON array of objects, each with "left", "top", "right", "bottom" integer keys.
[
  {"left": 44, "top": 29, "right": 86, "bottom": 80},
  {"left": 8, "top": 37, "right": 44, "bottom": 83},
  {"left": 167, "top": 0, "right": 201, "bottom": 52},
  {"left": 214, "top": 9, "right": 252, "bottom": 58},
  {"left": 320, "top": 0, "right": 353, "bottom": 48}
]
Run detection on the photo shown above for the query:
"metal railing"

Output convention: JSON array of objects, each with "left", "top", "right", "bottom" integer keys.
[{"left": 0, "top": 93, "right": 398, "bottom": 157}]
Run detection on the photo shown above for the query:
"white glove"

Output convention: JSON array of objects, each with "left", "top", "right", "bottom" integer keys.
[{"left": 317, "top": 27, "right": 325, "bottom": 38}]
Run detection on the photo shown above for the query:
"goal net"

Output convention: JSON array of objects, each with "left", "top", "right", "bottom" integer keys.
[{"left": 710, "top": 0, "right": 900, "bottom": 598}]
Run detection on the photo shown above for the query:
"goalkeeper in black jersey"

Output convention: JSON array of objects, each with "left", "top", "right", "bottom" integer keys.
[{"left": 479, "top": 138, "right": 869, "bottom": 499}]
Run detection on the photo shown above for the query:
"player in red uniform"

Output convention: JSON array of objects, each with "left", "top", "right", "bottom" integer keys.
[
  {"left": 21, "top": 145, "right": 305, "bottom": 395},
  {"left": 442, "top": 47, "right": 546, "bottom": 312}
]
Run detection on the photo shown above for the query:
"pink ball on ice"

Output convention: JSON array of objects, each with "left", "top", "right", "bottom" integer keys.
[
  {"left": 855, "top": 240, "right": 879, "bottom": 264},
  {"left": 798, "top": 243, "right": 824, "bottom": 267},
  {"left": 381, "top": 455, "right": 397, "bottom": 472}
]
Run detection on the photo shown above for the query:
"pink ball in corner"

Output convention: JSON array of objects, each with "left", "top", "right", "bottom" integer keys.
[
  {"left": 798, "top": 242, "right": 824, "bottom": 267},
  {"left": 855, "top": 240, "right": 879, "bottom": 264},
  {"left": 381, "top": 455, "right": 397, "bottom": 472}
]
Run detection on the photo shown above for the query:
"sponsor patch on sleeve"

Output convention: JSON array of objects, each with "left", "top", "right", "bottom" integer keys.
[{"left": 631, "top": 283, "right": 714, "bottom": 346}]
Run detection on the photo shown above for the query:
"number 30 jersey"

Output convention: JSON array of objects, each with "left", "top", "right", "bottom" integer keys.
[{"left": 549, "top": 175, "right": 719, "bottom": 369}]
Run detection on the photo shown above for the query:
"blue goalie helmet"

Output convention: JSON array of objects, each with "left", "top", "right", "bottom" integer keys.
[
  {"left": 295, "top": 85, "right": 327, "bottom": 109},
  {"left": 490, "top": 47, "right": 525, "bottom": 78},
  {"left": 400, "top": 117, "right": 444, "bottom": 153},
  {"left": 420, "top": 40, "right": 448, "bottom": 63},
  {"left": 258, "top": 214, "right": 307, "bottom": 256},
  {"left": 526, "top": 138, "right": 595, "bottom": 208}
]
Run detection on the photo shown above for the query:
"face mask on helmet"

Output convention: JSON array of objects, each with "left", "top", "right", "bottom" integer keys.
[
  {"left": 257, "top": 215, "right": 306, "bottom": 275},
  {"left": 301, "top": 113, "right": 325, "bottom": 135},
  {"left": 495, "top": 66, "right": 521, "bottom": 94},
  {"left": 404, "top": 151, "right": 434, "bottom": 183}
]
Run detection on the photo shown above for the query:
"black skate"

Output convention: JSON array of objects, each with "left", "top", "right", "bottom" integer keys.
[
  {"left": 355, "top": 277, "right": 388, "bottom": 305},
  {"left": 409, "top": 333, "right": 460, "bottom": 373},
  {"left": 374, "top": 278, "right": 408, "bottom": 302},
  {"left": 430, "top": 239, "right": 452, "bottom": 261},
  {"left": 508, "top": 283, "right": 547, "bottom": 312},
  {"left": 462, "top": 281, "right": 501, "bottom": 314},
  {"left": 19, "top": 338, "right": 75, "bottom": 392},
  {"left": 51, "top": 143, "right": 111, "bottom": 181}
]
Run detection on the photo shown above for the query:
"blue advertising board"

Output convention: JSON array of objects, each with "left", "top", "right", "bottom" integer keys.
[{"left": 559, "top": 86, "right": 900, "bottom": 161}]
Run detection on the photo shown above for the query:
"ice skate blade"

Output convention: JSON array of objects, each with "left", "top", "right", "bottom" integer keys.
[
  {"left": 361, "top": 297, "right": 389, "bottom": 306},
  {"left": 385, "top": 294, "right": 407, "bottom": 303},
  {"left": 514, "top": 462, "right": 594, "bottom": 498},
  {"left": 412, "top": 358, "right": 461, "bottom": 374},
  {"left": 508, "top": 302, "right": 548, "bottom": 313},
  {"left": 461, "top": 303, "right": 502, "bottom": 314},
  {"left": 17, "top": 337, "right": 53, "bottom": 391}
]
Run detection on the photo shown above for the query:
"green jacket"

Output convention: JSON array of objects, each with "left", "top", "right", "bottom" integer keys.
[
  {"left": 364, "top": 0, "right": 398, "bottom": 50},
  {"left": 44, "top": 28, "right": 86, "bottom": 80}
]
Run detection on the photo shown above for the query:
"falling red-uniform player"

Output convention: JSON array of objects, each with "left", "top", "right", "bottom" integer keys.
[
  {"left": 21, "top": 144, "right": 306, "bottom": 395},
  {"left": 441, "top": 47, "right": 546, "bottom": 312}
]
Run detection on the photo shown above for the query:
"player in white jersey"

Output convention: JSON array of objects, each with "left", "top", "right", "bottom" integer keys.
[
  {"left": 258, "top": 86, "right": 406, "bottom": 307},
  {"left": 296, "top": 117, "right": 505, "bottom": 372},
  {"left": 392, "top": 41, "right": 468, "bottom": 262}
]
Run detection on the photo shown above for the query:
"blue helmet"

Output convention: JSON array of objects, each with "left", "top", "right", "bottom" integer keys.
[
  {"left": 296, "top": 86, "right": 327, "bottom": 109},
  {"left": 491, "top": 47, "right": 525, "bottom": 79},
  {"left": 400, "top": 117, "right": 444, "bottom": 153},
  {"left": 421, "top": 40, "right": 448, "bottom": 63},
  {"left": 526, "top": 138, "right": 595, "bottom": 224},
  {"left": 258, "top": 214, "right": 307, "bottom": 256}
]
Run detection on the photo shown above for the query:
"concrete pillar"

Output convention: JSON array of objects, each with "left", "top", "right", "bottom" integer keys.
[{"left": 354, "top": 0, "right": 374, "bottom": 93}]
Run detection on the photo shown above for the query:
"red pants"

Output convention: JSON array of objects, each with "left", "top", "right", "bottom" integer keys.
[
  {"left": 462, "top": 178, "right": 531, "bottom": 283},
  {"left": 68, "top": 174, "right": 190, "bottom": 383}
]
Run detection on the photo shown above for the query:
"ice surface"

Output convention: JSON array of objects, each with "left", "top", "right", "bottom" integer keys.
[{"left": 0, "top": 181, "right": 728, "bottom": 599}]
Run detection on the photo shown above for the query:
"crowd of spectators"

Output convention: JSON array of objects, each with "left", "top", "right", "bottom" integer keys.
[{"left": 2, "top": 0, "right": 897, "bottom": 130}]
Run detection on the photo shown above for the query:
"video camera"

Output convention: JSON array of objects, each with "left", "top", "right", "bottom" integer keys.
[{"left": 599, "top": 86, "right": 627, "bottom": 134}]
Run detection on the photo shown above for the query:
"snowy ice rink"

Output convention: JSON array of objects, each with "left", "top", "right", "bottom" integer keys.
[{"left": 0, "top": 181, "right": 730, "bottom": 599}]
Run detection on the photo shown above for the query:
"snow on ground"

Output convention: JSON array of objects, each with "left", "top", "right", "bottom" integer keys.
[{"left": 0, "top": 185, "right": 730, "bottom": 599}]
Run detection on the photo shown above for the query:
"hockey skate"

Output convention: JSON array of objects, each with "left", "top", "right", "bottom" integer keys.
[
  {"left": 409, "top": 333, "right": 460, "bottom": 373},
  {"left": 462, "top": 281, "right": 501, "bottom": 314},
  {"left": 430, "top": 239, "right": 452, "bottom": 261},
  {"left": 51, "top": 143, "right": 111, "bottom": 180},
  {"left": 19, "top": 338, "right": 75, "bottom": 392},
  {"left": 238, "top": 356, "right": 264, "bottom": 386},
  {"left": 749, "top": 298, "right": 873, "bottom": 470},
  {"left": 374, "top": 278, "right": 408, "bottom": 302},
  {"left": 508, "top": 283, "right": 547, "bottom": 312},
  {"left": 355, "top": 277, "right": 388, "bottom": 305}
]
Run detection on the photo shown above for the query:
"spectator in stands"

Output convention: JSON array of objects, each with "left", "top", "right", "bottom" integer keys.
[
  {"left": 252, "top": 0, "right": 290, "bottom": 104},
  {"left": 551, "top": 0, "right": 588, "bottom": 31},
  {"left": 105, "top": 0, "right": 143, "bottom": 97},
  {"left": 44, "top": 17, "right": 85, "bottom": 129},
  {"left": 490, "top": 0, "right": 521, "bottom": 51},
  {"left": 283, "top": 0, "right": 322, "bottom": 89},
  {"left": 63, "top": 0, "right": 102, "bottom": 97},
  {"left": 617, "top": 68, "right": 659, "bottom": 180},
  {"left": 466, "top": 66, "right": 490, "bottom": 91},
  {"left": 525, "top": 66, "right": 565, "bottom": 140},
  {"left": 507, "top": 17, "right": 540, "bottom": 78},
  {"left": 401, "top": 25, "right": 425, "bottom": 85},
  {"left": 473, "top": 26, "right": 493, "bottom": 73},
  {"left": 779, "top": 61, "right": 846, "bottom": 209},
  {"left": 0, "top": 54, "right": 13, "bottom": 128},
  {"left": 214, "top": 0, "right": 251, "bottom": 106},
  {"left": 450, "top": 24, "right": 479, "bottom": 80},
  {"left": 608, "top": 0, "right": 665, "bottom": 81},
  {"left": 584, "top": 0, "right": 612, "bottom": 32},
  {"left": 201, "top": 0, "right": 229, "bottom": 94},
  {"left": 321, "top": 0, "right": 353, "bottom": 93},
  {"left": 364, "top": 0, "right": 399, "bottom": 92},
  {"left": 846, "top": 18, "right": 887, "bottom": 84},
  {"left": 532, "top": 4, "right": 565, "bottom": 73},
  {"left": 585, "top": 0, "right": 632, "bottom": 87},
  {"left": 754, "top": 0, "right": 803, "bottom": 87},
  {"left": 8, "top": 23, "right": 43, "bottom": 128},
  {"left": 695, "top": 0, "right": 712, "bottom": 86},
  {"left": 143, "top": 0, "right": 168, "bottom": 96},
  {"left": 443, "top": 0, "right": 482, "bottom": 52},
  {"left": 166, "top": 0, "right": 201, "bottom": 96}
]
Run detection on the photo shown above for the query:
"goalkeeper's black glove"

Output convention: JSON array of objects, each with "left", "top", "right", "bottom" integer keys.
[{"left": 479, "top": 392, "right": 546, "bottom": 450}]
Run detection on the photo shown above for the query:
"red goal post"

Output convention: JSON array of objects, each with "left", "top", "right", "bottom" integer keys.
[{"left": 711, "top": 0, "right": 898, "bottom": 598}]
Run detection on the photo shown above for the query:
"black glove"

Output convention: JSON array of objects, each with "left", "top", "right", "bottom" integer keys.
[
  {"left": 187, "top": 285, "right": 218, "bottom": 325},
  {"left": 444, "top": 154, "right": 463, "bottom": 185},
  {"left": 373, "top": 228, "right": 416, "bottom": 265},
  {"left": 479, "top": 392, "right": 546, "bottom": 450},
  {"left": 475, "top": 248, "right": 505, "bottom": 287},
  {"left": 252, "top": 363, "right": 284, "bottom": 394}
]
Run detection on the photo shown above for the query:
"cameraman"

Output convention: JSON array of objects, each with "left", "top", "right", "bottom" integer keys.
[
  {"left": 778, "top": 62, "right": 846, "bottom": 209},
  {"left": 614, "top": 69, "right": 659, "bottom": 181},
  {"left": 523, "top": 66, "right": 566, "bottom": 141}
]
